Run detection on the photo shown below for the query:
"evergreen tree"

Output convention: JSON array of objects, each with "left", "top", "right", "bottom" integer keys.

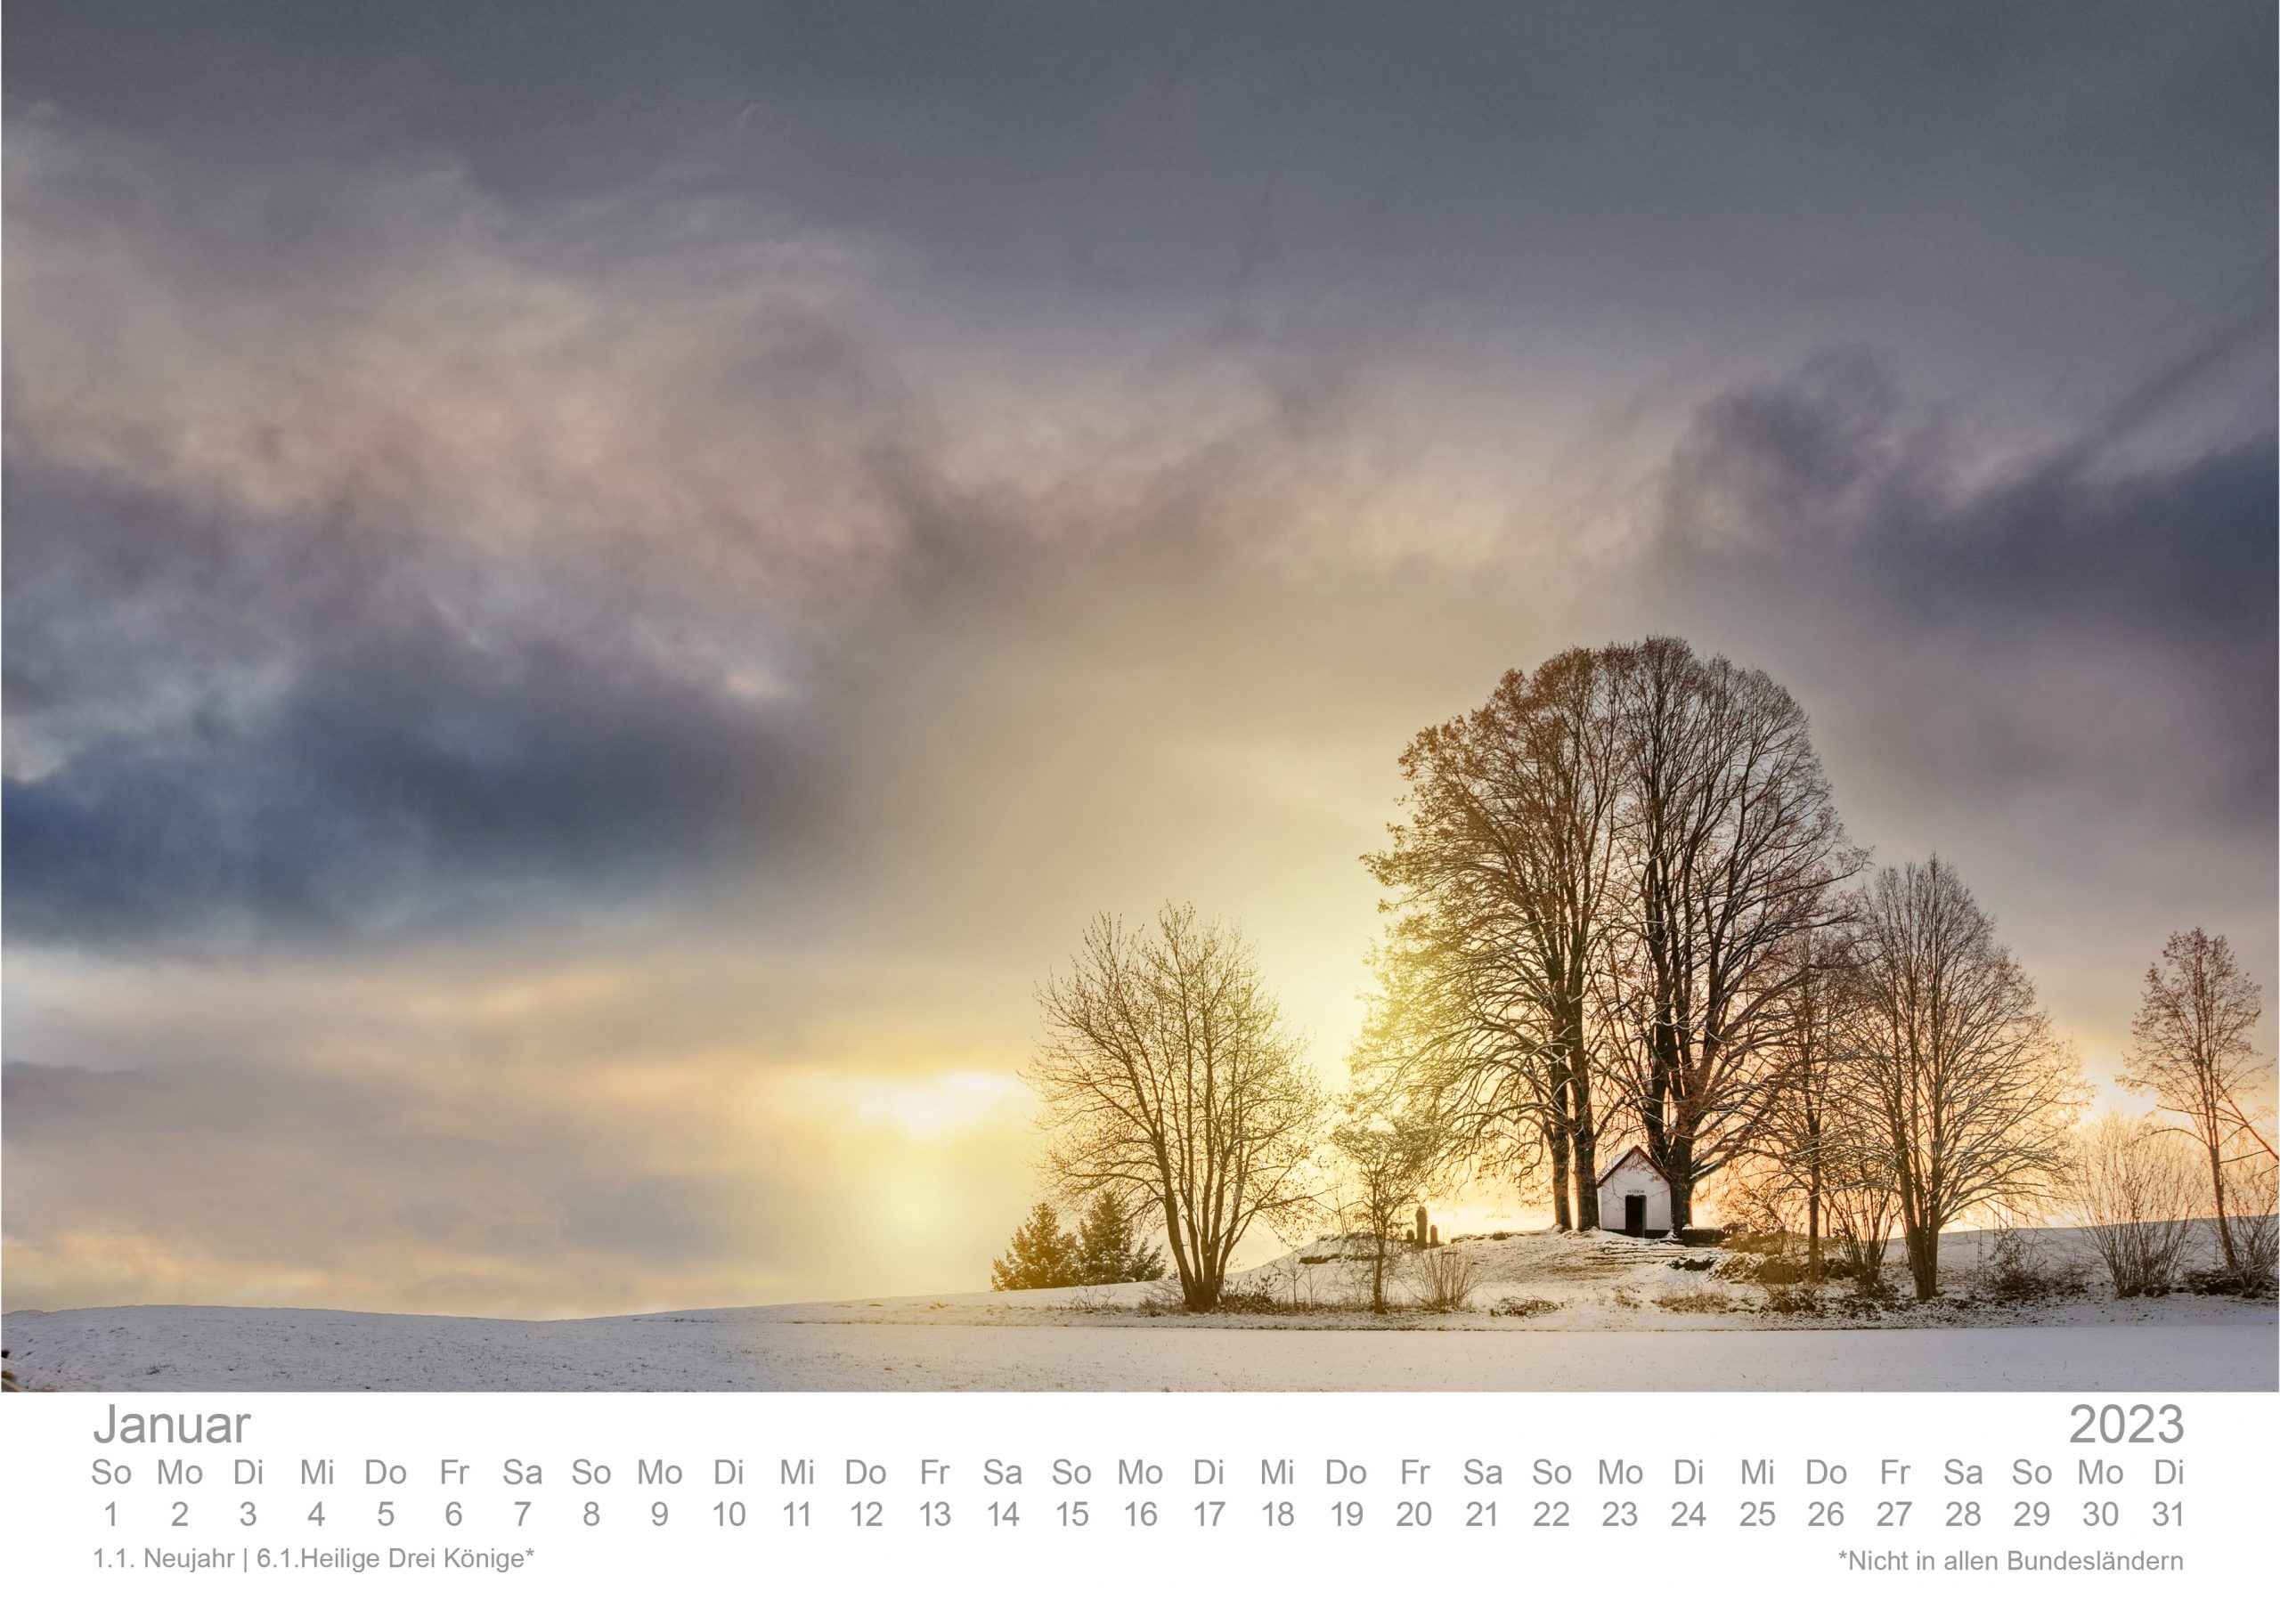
[
  {"left": 989, "top": 1201, "right": 1079, "bottom": 1290},
  {"left": 1072, "top": 1191, "right": 1168, "bottom": 1285}
]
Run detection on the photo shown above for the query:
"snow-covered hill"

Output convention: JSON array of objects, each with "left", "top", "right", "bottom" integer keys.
[{"left": 4, "top": 1224, "right": 2269, "bottom": 1393}]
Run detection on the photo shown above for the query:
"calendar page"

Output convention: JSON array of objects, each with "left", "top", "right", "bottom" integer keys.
[{"left": 3, "top": 4, "right": 2274, "bottom": 1620}]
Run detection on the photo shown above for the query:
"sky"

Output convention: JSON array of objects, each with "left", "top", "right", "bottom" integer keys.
[{"left": 4, "top": 2, "right": 2274, "bottom": 1317}]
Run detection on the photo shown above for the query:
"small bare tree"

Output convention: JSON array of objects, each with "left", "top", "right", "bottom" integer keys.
[
  {"left": 2069, "top": 1112, "right": 2199, "bottom": 1297},
  {"left": 1328, "top": 1107, "right": 1444, "bottom": 1313},
  {"left": 1030, "top": 905, "right": 1325, "bottom": 1311},
  {"left": 2123, "top": 929, "right": 2276, "bottom": 1279},
  {"left": 1844, "top": 857, "right": 2085, "bottom": 1299}
]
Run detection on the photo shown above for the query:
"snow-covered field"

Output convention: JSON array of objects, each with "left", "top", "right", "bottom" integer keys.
[{"left": 6, "top": 1227, "right": 2271, "bottom": 1393}]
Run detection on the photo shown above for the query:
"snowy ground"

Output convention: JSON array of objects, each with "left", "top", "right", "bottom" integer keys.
[{"left": 6, "top": 1226, "right": 2271, "bottom": 1393}]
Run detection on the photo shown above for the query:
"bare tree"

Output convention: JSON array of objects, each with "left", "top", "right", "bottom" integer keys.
[
  {"left": 2069, "top": 1112, "right": 2200, "bottom": 1297},
  {"left": 1743, "top": 926, "right": 1857, "bottom": 1279},
  {"left": 1328, "top": 1107, "right": 1443, "bottom": 1312},
  {"left": 1352, "top": 894, "right": 1551, "bottom": 1214},
  {"left": 1601, "top": 637, "right": 1863, "bottom": 1232},
  {"left": 1028, "top": 905, "right": 1325, "bottom": 1310},
  {"left": 1361, "top": 646, "right": 1625, "bottom": 1228},
  {"left": 1844, "top": 857, "right": 2085, "bottom": 1299},
  {"left": 2123, "top": 928, "right": 2276, "bottom": 1278}
]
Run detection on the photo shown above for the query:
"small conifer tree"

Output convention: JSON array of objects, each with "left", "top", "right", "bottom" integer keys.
[
  {"left": 989, "top": 1201, "right": 1079, "bottom": 1290},
  {"left": 1073, "top": 1191, "right": 1168, "bottom": 1285}
]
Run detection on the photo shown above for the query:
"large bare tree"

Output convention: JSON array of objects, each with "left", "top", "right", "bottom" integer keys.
[
  {"left": 1361, "top": 646, "right": 1624, "bottom": 1227},
  {"left": 1844, "top": 857, "right": 2083, "bottom": 1299},
  {"left": 2123, "top": 928, "right": 2275, "bottom": 1278},
  {"left": 1028, "top": 904, "right": 1324, "bottom": 1310},
  {"left": 1600, "top": 637, "right": 1861, "bottom": 1232}
]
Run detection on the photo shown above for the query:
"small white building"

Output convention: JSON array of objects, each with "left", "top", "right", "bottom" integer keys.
[{"left": 1595, "top": 1146, "right": 1672, "bottom": 1237}]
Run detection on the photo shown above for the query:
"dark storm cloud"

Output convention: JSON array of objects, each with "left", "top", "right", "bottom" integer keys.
[
  {"left": 1, "top": 612, "right": 814, "bottom": 948},
  {"left": 1653, "top": 350, "right": 2277, "bottom": 831},
  {"left": 2, "top": 463, "right": 824, "bottom": 948}
]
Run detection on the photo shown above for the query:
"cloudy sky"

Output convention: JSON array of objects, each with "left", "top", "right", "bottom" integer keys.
[{"left": 5, "top": 2, "right": 2273, "bottom": 1316}]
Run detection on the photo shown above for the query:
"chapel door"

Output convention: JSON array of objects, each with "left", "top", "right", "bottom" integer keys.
[{"left": 1624, "top": 1194, "right": 1645, "bottom": 1237}]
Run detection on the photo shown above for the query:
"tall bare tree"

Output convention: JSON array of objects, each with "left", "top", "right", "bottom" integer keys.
[
  {"left": 1361, "top": 646, "right": 1624, "bottom": 1227},
  {"left": 1600, "top": 637, "right": 1862, "bottom": 1232},
  {"left": 1353, "top": 915, "right": 1554, "bottom": 1212},
  {"left": 2123, "top": 928, "right": 2276, "bottom": 1278},
  {"left": 1028, "top": 904, "right": 1324, "bottom": 1310},
  {"left": 1844, "top": 857, "right": 2084, "bottom": 1299}
]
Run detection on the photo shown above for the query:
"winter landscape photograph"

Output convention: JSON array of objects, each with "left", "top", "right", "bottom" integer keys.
[{"left": 4, "top": 2, "right": 2276, "bottom": 1393}]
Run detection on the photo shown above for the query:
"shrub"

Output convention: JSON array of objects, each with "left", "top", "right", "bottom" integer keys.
[
  {"left": 1212, "top": 1280, "right": 1282, "bottom": 1314},
  {"left": 2068, "top": 1114, "right": 2197, "bottom": 1297},
  {"left": 1415, "top": 1246, "right": 1482, "bottom": 1311},
  {"left": 1758, "top": 1284, "right": 1826, "bottom": 1317},
  {"left": 1978, "top": 1225, "right": 2087, "bottom": 1303},
  {"left": 1712, "top": 1250, "right": 1811, "bottom": 1287},
  {"left": 2217, "top": 1154, "right": 2278, "bottom": 1296},
  {"left": 1652, "top": 1287, "right": 1728, "bottom": 1313},
  {"left": 1490, "top": 1296, "right": 1557, "bottom": 1318}
]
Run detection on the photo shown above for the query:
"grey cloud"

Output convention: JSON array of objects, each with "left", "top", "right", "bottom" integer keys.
[
  {"left": 1648, "top": 352, "right": 2276, "bottom": 1029},
  {"left": 2, "top": 459, "right": 831, "bottom": 949},
  {"left": 1660, "top": 350, "right": 2277, "bottom": 657},
  {"left": 8, "top": 4, "right": 2269, "bottom": 419}
]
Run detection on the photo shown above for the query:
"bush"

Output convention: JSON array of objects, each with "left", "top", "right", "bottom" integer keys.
[
  {"left": 1758, "top": 1284, "right": 1827, "bottom": 1317},
  {"left": 2184, "top": 1262, "right": 2276, "bottom": 1299},
  {"left": 2217, "top": 1155, "right": 2278, "bottom": 1296},
  {"left": 1490, "top": 1296, "right": 1557, "bottom": 1318},
  {"left": 1211, "top": 1280, "right": 1282, "bottom": 1314},
  {"left": 2069, "top": 1114, "right": 2197, "bottom": 1297},
  {"left": 1712, "top": 1250, "right": 1812, "bottom": 1287},
  {"left": 1665, "top": 1254, "right": 1716, "bottom": 1272},
  {"left": 1653, "top": 1287, "right": 1728, "bottom": 1313},
  {"left": 1978, "top": 1226, "right": 2087, "bottom": 1303},
  {"left": 1415, "top": 1246, "right": 1482, "bottom": 1311},
  {"left": 1753, "top": 1255, "right": 1813, "bottom": 1287}
]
